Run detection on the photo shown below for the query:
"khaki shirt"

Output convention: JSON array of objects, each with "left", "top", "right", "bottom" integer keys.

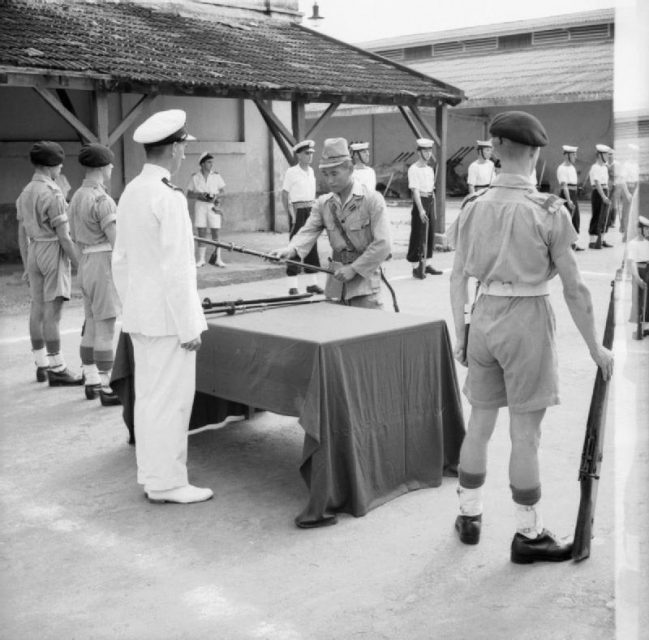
[
  {"left": 288, "top": 180, "right": 392, "bottom": 298},
  {"left": 16, "top": 174, "right": 68, "bottom": 241},
  {"left": 68, "top": 179, "right": 117, "bottom": 249},
  {"left": 454, "top": 173, "right": 577, "bottom": 286}
]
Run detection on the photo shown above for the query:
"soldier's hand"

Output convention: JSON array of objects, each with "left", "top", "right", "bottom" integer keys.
[
  {"left": 21, "top": 270, "right": 29, "bottom": 284},
  {"left": 633, "top": 276, "right": 647, "bottom": 290},
  {"left": 269, "top": 247, "right": 295, "bottom": 262},
  {"left": 591, "top": 345, "right": 614, "bottom": 381},
  {"left": 419, "top": 213, "right": 428, "bottom": 223},
  {"left": 567, "top": 201, "right": 575, "bottom": 211},
  {"left": 181, "top": 336, "right": 202, "bottom": 352},
  {"left": 334, "top": 265, "right": 357, "bottom": 283},
  {"left": 453, "top": 343, "right": 468, "bottom": 367}
]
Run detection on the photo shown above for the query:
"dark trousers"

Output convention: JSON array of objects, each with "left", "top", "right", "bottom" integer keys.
[
  {"left": 287, "top": 206, "right": 320, "bottom": 276},
  {"left": 559, "top": 188, "right": 580, "bottom": 234},
  {"left": 407, "top": 195, "right": 435, "bottom": 263},
  {"left": 589, "top": 188, "right": 609, "bottom": 237}
]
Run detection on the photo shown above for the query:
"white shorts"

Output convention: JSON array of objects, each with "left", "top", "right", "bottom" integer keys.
[{"left": 194, "top": 206, "right": 222, "bottom": 229}]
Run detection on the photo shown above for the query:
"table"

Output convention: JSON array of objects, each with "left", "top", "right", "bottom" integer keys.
[
  {"left": 195, "top": 303, "right": 465, "bottom": 527},
  {"left": 112, "top": 303, "right": 465, "bottom": 527}
]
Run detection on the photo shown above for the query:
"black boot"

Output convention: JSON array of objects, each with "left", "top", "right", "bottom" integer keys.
[
  {"left": 99, "top": 386, "right": 121, "bottom": 407},
  {"left": 36, "top": 366, "right": 49, "bottom": 383},
  {"left": 85, "top": 383, "right": 101, "bottom": 400},
  {"left": 412, "top": 264, "right": 426, "bottom": 280},
  {"left": 455, "top": 514, "right": 482, "bottom": 545},
  {"left": 510, "top": 529, "right": 572, "bottom": 564},
  {"left": 48, "top": 367, "right": 84, "bottom": 386}
]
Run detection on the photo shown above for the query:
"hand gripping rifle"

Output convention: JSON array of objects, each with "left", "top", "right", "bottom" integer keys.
[{"left": 572, "top": 279, "right": 616, "bottom": 561}]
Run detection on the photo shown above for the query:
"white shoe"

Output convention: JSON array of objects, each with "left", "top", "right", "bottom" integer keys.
[
  {"left": 146, "top": 485, "right": 213, "bottom": 504},
  {"left": 215, "top": 259, "right": 227, "bottom": 268},
  {"left": 196, "top": 260, "right": 206, "bottom": 268}
]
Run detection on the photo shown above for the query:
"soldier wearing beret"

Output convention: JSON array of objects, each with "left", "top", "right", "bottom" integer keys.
[
  {"left": 450, "top": 111, "right": 614, "bottom": 563},
  {"left": 112, "top": 109, "right": 212, "bottom": 505},
  {"left": 274, "top": 137, "right": 391, "bottom": 309},
  {"left": 16, "top": 141, "right": 83, "bottom": 386},
  {"left": 68, "top": 143, "right": 120, "bottom": 405}
]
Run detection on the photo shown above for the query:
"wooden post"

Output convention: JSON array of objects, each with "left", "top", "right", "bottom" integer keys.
[
  {"left": 93, "top": 89, "right": 110, "bottom": 145},
  {"left": 435, "top": 103, "right": 448, "bottom": 235},
  {"left": 291, "top": 100, "right": 305, "bottom": 142}
]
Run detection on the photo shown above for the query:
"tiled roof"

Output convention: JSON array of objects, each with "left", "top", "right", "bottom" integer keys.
[
  {"left": 410, "top": 41, "right": 613, "bottom": 107},
  {"left": 0, "top": 0, "right": 463, "bottom": 106}
]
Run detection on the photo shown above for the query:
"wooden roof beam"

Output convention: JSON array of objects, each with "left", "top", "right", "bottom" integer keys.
[{"left": 33, "top": 87, "right": 98, "bottom": 143}]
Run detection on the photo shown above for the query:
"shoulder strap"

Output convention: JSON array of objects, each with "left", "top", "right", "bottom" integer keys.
[
  {"left": 524, "top": 191, "right": 565, "bottom": 213},
  {"left": 161, "top": 177, "right": 183, "bottom": 192},
  {"left": 328, "top": 200, "right": 360, "bottom": 254}
]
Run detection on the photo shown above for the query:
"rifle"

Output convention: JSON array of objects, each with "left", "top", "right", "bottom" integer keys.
[
  {"left": 572, "top": 279, "right": 616, "bottom": 561},
  {"left": 636, "top": 265, "right": 648, "bottom": 340}
]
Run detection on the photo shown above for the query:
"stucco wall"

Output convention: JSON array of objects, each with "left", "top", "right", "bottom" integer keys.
[{"left": 0, "top": 88, "right": 291, "bottom": 258}]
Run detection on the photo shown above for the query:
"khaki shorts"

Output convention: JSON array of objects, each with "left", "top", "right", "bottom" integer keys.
[
  {"left": 464, "top": 295, "right": 560, "bottom": 412},
  {"left": 79, "top": 252, "right": 120, "bottom": 321},
  {"left": 27, "top": 241, "right": 71, "bottom": 302},
  {"left": 194, "top": 206, "right": 222, "bottom": 229}
]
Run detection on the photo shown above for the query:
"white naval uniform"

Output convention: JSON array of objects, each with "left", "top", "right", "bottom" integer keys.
[
  {"left": 112, "top": 163, "right": 207, "bottom": 492},
  {"left": 352, "top": 165, "right": 377, "bottom": 192}
]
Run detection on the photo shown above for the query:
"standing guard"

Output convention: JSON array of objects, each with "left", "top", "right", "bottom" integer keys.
[
  {"left": 350, "top": 141, "right": 377, "bottom": 192},
  {"left": 556, "top": 145, "right": 583, "bottom": 251},
  {"left": 588, "top": 144, "right": 613, "bottom": 249},
  {"left": 68, "top": 143, "right": 121, "bottom": 405},
  {"left": 466, "top": 140, "right": 495, "bottom": 195},
  {"left": 407, "top": 138, "right": 441, "bottom": 279},
  {"left": 450, "top": 111, "right": 613, "bottom": 563}
]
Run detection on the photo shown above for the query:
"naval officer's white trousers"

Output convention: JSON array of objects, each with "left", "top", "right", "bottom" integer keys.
[{"left": 131, "top": 333, "right": 195, "bottom": 492}]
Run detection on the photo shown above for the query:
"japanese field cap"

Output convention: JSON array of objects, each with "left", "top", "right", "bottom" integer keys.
[
  {"left": 293, "top": 139, "right": 315, "bottom": 153},
  {"left": 79, "top": 143, "right": 114, "bottom": 167},
  {"left": 319, "top": 138, "right": 351, "bottom": 168},
  {"left": 489, "top": 111, "right": 548, "bottom": 147},
  {"left": 199, "top": 152, "right": 214, "bottom": 164},
  {"left": 349, "top": 141, "right": 369, "bottom": 152},
  {"left": 596, "top": 144, "right": 613, "bottom": 153},
  {"left": 416, "top": 138, "right": 434, "bottom": 149},
  {"left": 638, "top": 215, "right": 649, "bottom": 228},
  {"left": 476, "top": 140, "right": 492, "bottom": 148},
  {"left": 30, "top": 141, "right": 65, "bottom": 166},
  {"left": 562, "top": 145, "right": 578, "bottom": 153},
  {"left": 133, "top": 109, "right": 196, "bottom": 146}
]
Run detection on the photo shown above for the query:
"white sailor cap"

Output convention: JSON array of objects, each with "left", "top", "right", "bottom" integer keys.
[
  {"left": 562, "top": 145, "right": 578, "bottom": 153},
  {"left": 293, "top": 139, "right": 315, "bottom": 153},
  {"left": 476, "top": 140, "right": 492, "bottom": 148},
  {"left": 133, "top": 109, "right": 196, "bottom": 146},
  {"left": 416, "top": 138, "right": 434, "bottom": 149},
  {"left": 349, "top": 141, "right": 369, "bottom": 152},
  {"left": 596, "top": 143, "right": 613, "bottom": 154},
  {"left": 198, "top": 152, "right": 214, "bottom": 164},
  {"left": 639, "top": 215, "right": 649, "bottom": 228}
]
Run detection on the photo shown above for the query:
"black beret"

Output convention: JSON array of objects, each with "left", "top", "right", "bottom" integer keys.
[
  {"left": 489, "top": 111, "right": 549, "bottom": 147},
  {"left": 30, "top": 141, "right": 65, "bottom": 166},
  {"left": 78, "top": 143, "right": 115, "bottom": 167}
]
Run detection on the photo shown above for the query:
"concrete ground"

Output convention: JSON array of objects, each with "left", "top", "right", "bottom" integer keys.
[{"left": 1, "top": 202, "right": 647, "bottom": 639}]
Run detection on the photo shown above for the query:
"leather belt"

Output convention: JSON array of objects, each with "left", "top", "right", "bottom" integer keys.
[
  {"left": 291, "top": 200, "right": 315, "bottom": 208},
  {"left": 567, "top": 184, "right": 577, "bottom": 188},
  {"left": 474, "top": 184, "right": 490, "bottom": 189},
  {"left": 81, "top": 242, "right": 112, "bottom": 254},
  {"left": 480, "top": 281, "right": 549, "bottom": 297},
  {"left": 418, "top": 192, "right": 434, "bottom": 197}
]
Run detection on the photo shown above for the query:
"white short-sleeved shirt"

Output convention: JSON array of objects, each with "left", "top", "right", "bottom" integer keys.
[
  {"left": 621, "top": 161, "right": 639, "bottom": 183},
  {"left": 589, "top": 163, "right": 609, "bottom": 187},
  {"left": 186, "top": 171, "right": 226, "bottom": 217},
  {"left": 627, "top": 237, "right": 649, "bottom": 263},
  {"left": 556, "top": 164, "right": 578, "bottom": 186},
  {"left": 467, "top": 160, "right": 495, "bottom": 187},
  {"left": 352, "top": 166, "right": 377, "bottom": 192},
  {"left": 282, "top": 165, "right": 316, "bottom": 203},
  {"left": 408, "top": 163, "right": 435, "bottom": 193}
]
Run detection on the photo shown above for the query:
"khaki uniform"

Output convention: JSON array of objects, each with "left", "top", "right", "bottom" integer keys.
[
  {"left": 454, "top": 173, "right": 577, "bottom": 412},
  {"left": 16, "top": 174, "right": 71, "bottom": 302},
  {"left": 68, "top": 179, "right": 119, "bottom": 320},
  {"left": 288, "top": 180, "right": 391, "bottom": 307}
]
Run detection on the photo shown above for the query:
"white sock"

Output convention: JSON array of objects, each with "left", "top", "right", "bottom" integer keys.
[
  {"left": 82, "top": 364, "right": 101, "bottom": 386},
  {"left": 457, "top": 485, "right": 483, "bottom": 517},
  {"left": 515, "top": 503, "right": 543, "bottom": 539},
  {"left": 288, "top": 276, "right": 299, "bottom": 290},
  {"left": 48, "top": 353, "right": 65, "bottom": 371},
  {"left": 32, "top": 348, "right": 48, "bottom": 368},
  {"left": 98, "top": 370, "right": 111, "bottom": 388},
  {"left": 198, "top": 246, "right": 207, "bottom": 262}
]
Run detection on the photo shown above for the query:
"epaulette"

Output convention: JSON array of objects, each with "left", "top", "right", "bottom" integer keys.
[
  {"left": 161, "top": 177, "right": 183, "bottom": 192},
  {"left": 524, "top": 191, "right": 565, "bottom": 214},
  {"left": 460, "top": 187, "right": 490, "bottom": 209}
]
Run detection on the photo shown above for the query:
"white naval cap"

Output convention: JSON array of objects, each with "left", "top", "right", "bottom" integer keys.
[
  {"left": 562, "top": 145, "right": 578, "bottom": 153},
  {"left": 293, "top": 139, "right": 315, "bottom": 153},
  {"left": 639, "top": 215, "right": 649, "bottom": 228},
  {"left": 133, "top": 109, "right": 196, "bottom": 146},
  {"left": 416, "top": 138, "right": 434, "bottom": 149},
  {"left": 198, "top": 151, "right": 214, "bottom": 164},
  {"left": 349, "top": 141, "right": 369, "bottom": 151},
  {"left": 476, "top": 140, "right": 492, "bottom": 147},
  {"left": 596, "top": 143, "right": 613, "bottom": 153}
]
